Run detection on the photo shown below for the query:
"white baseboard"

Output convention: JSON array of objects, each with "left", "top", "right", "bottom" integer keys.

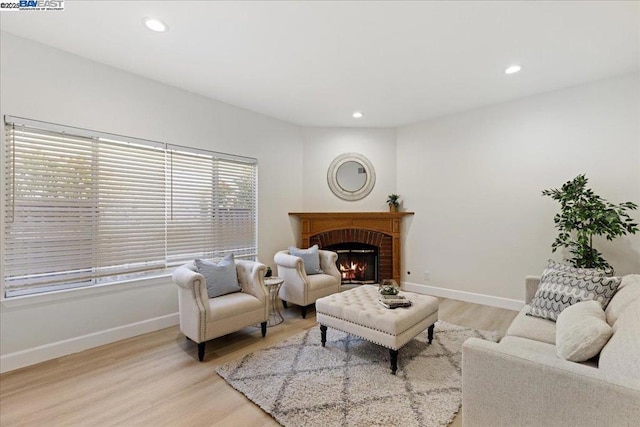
[
  {"left": 0, "top": 313, "right": 179, "bottom": 374},
  {"left": 402, "top": 281, "right": 524, "bottom": 311}
]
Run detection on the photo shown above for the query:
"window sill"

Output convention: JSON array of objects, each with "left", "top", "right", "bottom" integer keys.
[{"left": 1, "top": 273, "right": 173, "bottom": 310}]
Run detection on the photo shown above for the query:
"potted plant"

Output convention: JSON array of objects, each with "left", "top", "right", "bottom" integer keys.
[
  {"left": 542, "top": 174, "right": 638, "bottom": 271},
  {"left": 387, "top": 194, "right": 400, "bottom": 213},
  {"left": 265, "top": 266, "right": 273, "bottom": 278}
]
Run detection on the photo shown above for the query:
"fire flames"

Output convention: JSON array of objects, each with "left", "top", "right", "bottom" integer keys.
[{"left": 339, "top": 261, "right": 368, "bottom": 281}]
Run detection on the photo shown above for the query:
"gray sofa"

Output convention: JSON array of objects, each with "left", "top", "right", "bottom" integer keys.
[{"left": 462, "top": 274, "right": 640, "bottom": 427}]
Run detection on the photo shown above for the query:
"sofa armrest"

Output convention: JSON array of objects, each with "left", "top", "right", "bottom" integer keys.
[
  {"left": 274, "top": 251, "right": 307, "bottom": 282},
  {"left": 318, "top": 250, "right": 340, "bottom": 281},
  {"left": 274, "top": 251, "right": 308, "bottom": 305},
  {"left": 173, "top": 263, "right": 200, "bottom": 290},
  {"left": 274, "top": 251, "right": 306, "bottom": 271},
  {"left": 172, "top": 264, "right": 212, "bottom": 338},
  {"left": 462, "top": 337, "right": 640, "bottom": 427},
  {"left": 525, "top": 275, "right": 541, "bottom": 304},
  {"left": 172, "top": 264, "right": 209, "bottom": 312},
  {"left": 235, "top": 260, "right": 268, "bottom": 305}
]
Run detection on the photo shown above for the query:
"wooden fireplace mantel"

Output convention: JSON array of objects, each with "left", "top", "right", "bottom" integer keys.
[{"left": 288, "top": 212, "right": 414, "bottom": 283}]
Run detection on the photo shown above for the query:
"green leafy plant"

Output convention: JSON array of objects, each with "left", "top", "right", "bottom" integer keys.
[
  {"left": 542, "top": 174, "right": 638, "bottom": 270},
  {"left": 386, "top": 194, "right": 400, "bottom": 208}
]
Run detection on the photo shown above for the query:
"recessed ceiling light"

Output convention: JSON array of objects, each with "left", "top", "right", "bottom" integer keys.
[
  {"left": 143, "top": 17, "right": 168, "bottom": 32},
  {"left": 504, "top": 64, "right": 522, "bottom": 75},
  {"left": 352, "top": 111, "right": 364, "bottom": 119}
]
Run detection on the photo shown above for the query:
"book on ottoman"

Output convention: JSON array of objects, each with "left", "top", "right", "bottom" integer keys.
[{"left": 378, "top": 298, "right": 413, "bottom": 309}]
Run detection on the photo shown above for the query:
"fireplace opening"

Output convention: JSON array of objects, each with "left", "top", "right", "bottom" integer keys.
[{"left": 324, "top": 242, "right": 378, "bottom": 285}]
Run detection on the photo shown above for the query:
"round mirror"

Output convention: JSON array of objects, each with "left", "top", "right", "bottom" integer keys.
[
  {"left": 337, "top": 161, "right": 367, "bottom": 192},
  {"left": 327, "top": 153, "right": 376, "bottom": 201}
]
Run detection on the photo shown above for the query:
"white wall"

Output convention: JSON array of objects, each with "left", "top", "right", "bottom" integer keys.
[
  {"left": 397, "top": 74, "right": 640, "bottom": 304},
  {"left": 0, "top": 33, "right": 303, "bottom": 371},
  {"left": 2, "top": 33, "right": 638, "bottom": 372},
  {"left": 301, "top": 127, "right": 397, "bottom": 214}
]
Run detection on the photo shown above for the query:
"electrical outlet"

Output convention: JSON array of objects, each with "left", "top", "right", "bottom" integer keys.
[{"left": 423, "top": 270, "right": 430, "bottom": 281}]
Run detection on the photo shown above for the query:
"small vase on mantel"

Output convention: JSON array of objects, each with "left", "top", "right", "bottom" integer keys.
[{"left": 386, "top": 193, "right": 400, "bottom": 213}]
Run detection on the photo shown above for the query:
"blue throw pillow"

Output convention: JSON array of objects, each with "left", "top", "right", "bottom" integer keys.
[
  {"left": 289, "top": 245, "right": 323, "bottom": 275},
  {"left": 195, "top": 254, "right": 242, "bottom": 298}
]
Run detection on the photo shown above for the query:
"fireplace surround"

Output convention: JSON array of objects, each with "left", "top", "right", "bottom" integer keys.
[{"left": 288, "top": 212, "right": 414, "bottom": 284}]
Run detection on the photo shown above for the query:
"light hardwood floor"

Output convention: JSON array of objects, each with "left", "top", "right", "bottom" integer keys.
[{"left": 0, "top": 298, "right": 518, "bottom": 426}]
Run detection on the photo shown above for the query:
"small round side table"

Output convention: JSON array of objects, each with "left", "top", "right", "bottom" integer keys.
[{"left": 264, "top": 277, "right": 285, "bottom": 326}]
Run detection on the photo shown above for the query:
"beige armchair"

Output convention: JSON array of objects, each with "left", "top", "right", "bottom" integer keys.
[
  {"left": 274, "top": 249, "right": 341, "bottom": 318},
  {"left": 172, "top": 259, "right": 269, "bottom": 361}
]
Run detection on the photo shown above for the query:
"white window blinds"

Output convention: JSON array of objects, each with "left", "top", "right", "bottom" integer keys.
[
  {"left": 166, "top": 148, "right": 257, "bottom": 265},
  {"left": 3, "top": 117, "right": 257, "bottom": 298}
]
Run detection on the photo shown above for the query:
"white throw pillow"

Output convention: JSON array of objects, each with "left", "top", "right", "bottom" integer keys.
[{"left": 556, "top": 300, "right": 613, "bottom": 362}]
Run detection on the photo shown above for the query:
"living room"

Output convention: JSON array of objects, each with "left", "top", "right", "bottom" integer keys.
[{"left": 1, "top": 1, "right": 638, "bottom": 426}]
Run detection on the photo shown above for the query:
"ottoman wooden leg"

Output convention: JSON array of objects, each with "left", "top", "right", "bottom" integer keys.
[
  {"left": 428, "top": 324, "right": 435, "bottom": 344},
  {"left": 197, "top": 342, "right": 206, "bottom": 362},
  {"left": 390, "top": 349, "right": 399, "bottom": 375},
  {"left": 320, "top": 325, "right": 327, "bottom": 347}
]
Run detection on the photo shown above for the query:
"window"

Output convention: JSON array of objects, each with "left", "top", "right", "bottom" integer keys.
[{"left": 2, "top": 116, "right": 257, "bottom": 298}]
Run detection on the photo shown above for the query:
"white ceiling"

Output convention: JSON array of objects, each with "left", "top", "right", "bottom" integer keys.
[{"left": 1, "top": 1, "right": 638, "bottom": 127}]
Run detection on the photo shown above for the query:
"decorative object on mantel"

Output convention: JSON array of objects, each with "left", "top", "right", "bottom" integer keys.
[
  {"left": 386, "top": 193, "right": 400, "bottom": 213},
  {"left": 327, "top": 153, "right": 376, "bottom": 201},
  {"left": 542, "top": 174, "right": 638, "bottom": 271},
  {"left": 216, "top": 321, "right": 498, "bottom": 427}
]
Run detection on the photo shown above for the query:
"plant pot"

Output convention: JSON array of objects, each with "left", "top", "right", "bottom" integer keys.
[{"left": 389, "top": 205, "right": 398, "bottom": 213}]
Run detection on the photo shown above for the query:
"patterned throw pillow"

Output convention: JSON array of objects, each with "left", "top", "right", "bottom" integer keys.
[
  {"left": 527, "top": 269, "right": 622, "bottom": 322},
  {"left": 544, "top": 259, "right": 613, "bottom": 277}
]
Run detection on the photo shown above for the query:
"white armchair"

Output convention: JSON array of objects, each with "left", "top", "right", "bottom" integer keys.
[
  {"left": 172, "top": 259, "right": 269, "bottom": 361},
  {"left": 274, "top": 249, "right": 341, "bottom": 318}
]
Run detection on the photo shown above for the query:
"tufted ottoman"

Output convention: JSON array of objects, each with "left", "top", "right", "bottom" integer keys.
[{"left": 316, "top": 285, "right": 439, "bottom": 374}]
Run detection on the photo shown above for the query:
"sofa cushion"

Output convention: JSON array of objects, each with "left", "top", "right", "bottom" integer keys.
[
  {"left": 307, "top": 273, "right": 340, "bottom": 291},
  {"left": 207, "top": 291, "right": 263, "bottom": 322},
  {"left": 556, "top": 301, "right": 613, "bottom": 362},
  {"left": 499, "top": 336, "right": 557, "bottom": 357},
  {"left": 498, "top": 336, "right": 598, "bottom": 368},
  {"left": 506, "top": 305, "right": 556, "bottom": 345},
  {"left": 527, "top": 271, "right": 621, "bottom": 321},
  {"left": 605, "top": 274, "right": 640, "bottom": 326},
  {"left": 289, "top": 245, "right": 323, "bottom": 275},
  {"left": 599, "top": 298, "right": 640, "bottom": 381},
  {"left": 196, "top": 254, "right": 242, "bottom": 298}
]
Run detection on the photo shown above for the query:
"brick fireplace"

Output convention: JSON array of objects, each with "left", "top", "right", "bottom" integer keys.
[
  {"left": 288, "top": 212, "right": 414, "bottom": 284},
  {"left": 324, "top": 239, "right": 382, "bottom": 284}
]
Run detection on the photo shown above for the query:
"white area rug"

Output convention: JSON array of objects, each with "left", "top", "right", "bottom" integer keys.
[{"left": 216, "top": 321, "right": 497, "bottom": 427}]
